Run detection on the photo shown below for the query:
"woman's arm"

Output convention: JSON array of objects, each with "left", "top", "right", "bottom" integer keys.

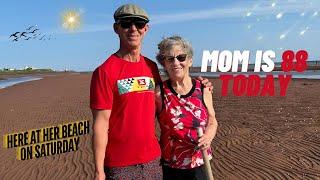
[
  {"left": 155, "top": 85, "right": 163, "bottom": 115},
  {"left": 198, "top": 87, "right": 218, "bottom": 150}
]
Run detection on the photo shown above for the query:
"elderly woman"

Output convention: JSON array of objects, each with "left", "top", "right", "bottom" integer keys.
[{"left": 155, "top": 36, "right": 218, "bottom": 179}]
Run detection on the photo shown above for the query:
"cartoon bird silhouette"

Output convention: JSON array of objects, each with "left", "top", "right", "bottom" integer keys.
[
  {"left": 47, "top": 34, "right": 53, "bottom": 40},
  {"left": 20, "top": 32, "right": 28, "bottom": 37},
  {"left": 9, "top": 25, "right": 52, "bottom": 43},
  {"left": 26, "top": 26, "right": 35, "bottom": 31},
  {"left": 39, "top": 35, "right": 46, "bottom": 40},
  {"left": 9, "top": 32, "right": 20, "bottom": 38},
  {"left": 30, "top": 28, "right": 39, "bottom": 33}
]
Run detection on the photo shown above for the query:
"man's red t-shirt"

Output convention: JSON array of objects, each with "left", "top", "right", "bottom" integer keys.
[{"left": 90, "top": 54, "right": 161, "bottom": 167}]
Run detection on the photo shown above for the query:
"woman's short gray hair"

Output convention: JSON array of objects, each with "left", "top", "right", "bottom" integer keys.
[{"left": 156, "top": 36, "right": 193, "bottom": 65}]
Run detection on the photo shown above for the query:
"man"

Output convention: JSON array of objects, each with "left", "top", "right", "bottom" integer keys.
[
  {"left": 90, "top": 4, "right": 212, "bottom": 180},
  {"left": 90, "top": 4, "right": 162, "bottom": 180}
]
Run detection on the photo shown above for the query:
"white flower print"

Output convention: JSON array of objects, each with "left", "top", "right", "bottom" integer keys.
[
  {"left": 172, "top": 155, "right": 177, "bottom": 161},
  {"left": 174, "top": 122, "right": 184, "bottom": 130},
  {"left": 186, "top": 101, "right": 196, "bottom": 110},
  {"left": 181, "top": 158, "right": 191, "bottom": 166},
  {"left": 170, "top": 106, "right": 182, "bottom": 117},
  {"left": 195, "top": 157, "right": 204, "bottom": 165},
  {"left": 179, "top": 98, "right": 186, "bottom": 104},
  {"left": 171, "top": 117, "right": 180, "bottom": 124},
  {"left": 185, "top": 106, "right": 191, "bottom": 112},
  {"left": 195, "top": 157, "right": 204, "bottom": 167},
  {"left": 194, "top": 109, "right": 201, "bottom": 119},
  {"left": 191, "top": 157, "right": 204, "bottom": 168}
]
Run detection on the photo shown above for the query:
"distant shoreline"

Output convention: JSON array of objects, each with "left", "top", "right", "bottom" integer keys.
[{"left": 0, "top": 71, "right": 72, "bottom": 81}]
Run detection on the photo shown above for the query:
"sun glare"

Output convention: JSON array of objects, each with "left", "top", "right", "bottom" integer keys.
[{"left": 62, "top": 10, "right": 81, "bottom": 31}]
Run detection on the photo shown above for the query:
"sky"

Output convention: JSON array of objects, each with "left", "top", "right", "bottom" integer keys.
[{"left": 0, "top": 0, "right": 319, "bottom": 71}]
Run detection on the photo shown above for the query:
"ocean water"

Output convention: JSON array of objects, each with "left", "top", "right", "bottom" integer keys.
[
  {"left": 0, "top": 76, "right": 42, "bottom": 89},
  {"left": 189, "top": 70, "right": 320, "bottom": 79},
  {"left": 1, "top": 71, "right": 319, "bottom": 90}
]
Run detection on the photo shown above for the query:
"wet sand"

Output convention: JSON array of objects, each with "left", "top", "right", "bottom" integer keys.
[{"left": 0, "top": 73, "right": 319, "bottom": 179}]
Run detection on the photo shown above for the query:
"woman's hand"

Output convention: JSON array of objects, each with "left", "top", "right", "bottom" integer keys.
[{"left": 198, "top": 130, "right": 215, "bottom": 150}]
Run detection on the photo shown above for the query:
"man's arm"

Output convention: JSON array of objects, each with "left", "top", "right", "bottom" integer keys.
[{"left": 92, "top": 109, "right": 111, "bottom": 180}]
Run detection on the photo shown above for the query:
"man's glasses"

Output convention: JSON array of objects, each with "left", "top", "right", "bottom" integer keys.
[
  {"left": 118, "top": 20, "right": 147, "bottom": 29},
  {"left": 163, "top": 54, "right": 188, "bottom": 62}
]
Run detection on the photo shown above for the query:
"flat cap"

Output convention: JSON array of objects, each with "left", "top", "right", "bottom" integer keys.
[{"left": 114, "top": 4, "right": 149, "bottom": 22}]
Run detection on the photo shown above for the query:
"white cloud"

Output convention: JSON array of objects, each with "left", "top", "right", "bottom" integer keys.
[
  {"left": 279, "top": 33, "right": 286, "bottom": 39},
  {"left": 276, "top": 12, "right": 283, "bottom": 19},
  {"left": 41, "top": 0, "right": 320, "bottom": 34},
  {"left": 79, "top": 8, "right": 86, "bottom": 14},
  {"left": 300, "top": 30, "right": 306, "bottom": 36},
  {"left": 148, "top": 1, "right": 319, "bottom": 25},
  {"left": 40, "top": 23, "right": 114, "bottom": 35},
  {"left": 65, "top": 24, "right": 113, "bottom": 34}
]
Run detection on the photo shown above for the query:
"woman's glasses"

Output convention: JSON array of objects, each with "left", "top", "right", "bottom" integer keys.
[
  {"left": 163, "top": 54, "right": 188, "bottom": 62},
  {"left": 118, "top": 20, "right": 147, "bottom": 29}
]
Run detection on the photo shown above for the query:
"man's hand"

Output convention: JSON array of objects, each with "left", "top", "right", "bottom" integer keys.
[
  {"left": 94, "top": 171, "right": 106, "bottom": 180},
  {"left": 196, "top": 76, "right": 213, "bottom": 92}
]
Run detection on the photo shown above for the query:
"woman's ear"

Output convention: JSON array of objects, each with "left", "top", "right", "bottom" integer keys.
[{"left": 188, "top": 58, "right": 193, "bottom": 67}]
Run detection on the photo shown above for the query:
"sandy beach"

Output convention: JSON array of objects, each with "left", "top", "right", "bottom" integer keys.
[{"left": 0, "top": 73, "right": 319, "bottom": 179}]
